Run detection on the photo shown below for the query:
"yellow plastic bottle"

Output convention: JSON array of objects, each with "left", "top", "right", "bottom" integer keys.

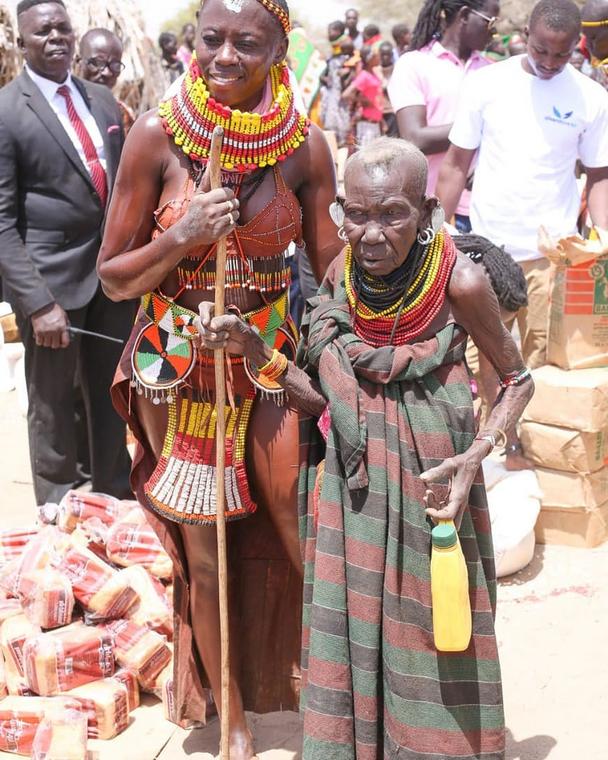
[{"left": 431, "top": 520, "right": 472, "bottom": 652}]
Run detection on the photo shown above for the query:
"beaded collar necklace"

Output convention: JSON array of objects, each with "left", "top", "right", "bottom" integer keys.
[
  {"left": 159, "top": 57, "right": 310, "bottom": 172},
  {"left": 344, "top": 230, "right": 456, "bottom": 347}
]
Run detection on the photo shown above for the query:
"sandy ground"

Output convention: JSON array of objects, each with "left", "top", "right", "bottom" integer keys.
[{"left": 1, "top": 378, "right": 606, "bottom": 760}]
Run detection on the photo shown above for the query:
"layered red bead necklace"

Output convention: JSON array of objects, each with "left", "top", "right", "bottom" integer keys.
[
  {"left": 159, "top": 57, "right": 309, "bottom": 172},
  {"left": 344, "top": 230, "right": 456, "bottom": 347}
]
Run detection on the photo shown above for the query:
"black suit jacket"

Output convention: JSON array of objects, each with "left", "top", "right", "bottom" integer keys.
[{"left": 0, "top": 69, "right": 124, "bottom": 316}]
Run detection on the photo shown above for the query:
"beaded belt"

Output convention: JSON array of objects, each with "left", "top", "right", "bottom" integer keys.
[{"left": 131, "top": 289, "right": 294, "bottom": 404}]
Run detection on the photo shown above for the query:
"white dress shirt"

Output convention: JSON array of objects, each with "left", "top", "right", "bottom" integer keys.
[{"left": 25, "top": 65, "right": 107, "bottom": 173}]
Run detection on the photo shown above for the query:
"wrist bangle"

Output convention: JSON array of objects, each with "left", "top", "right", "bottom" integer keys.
[
  {"left": 256, "top": 349, "right": 288, "bottom": 382},
  {"left": 474, "top": 434, "right": 496, "bottom": 450},
  {"left": 475, "top": 428, "right": 508, "bottom": 450}
]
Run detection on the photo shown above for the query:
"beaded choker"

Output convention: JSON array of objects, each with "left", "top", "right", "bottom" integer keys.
[
  {"left": 159, "top": 58, "right": 310, "bottom": 172},
  {"left": 344, "top": 231, "right": 456, "bottom": 347}
]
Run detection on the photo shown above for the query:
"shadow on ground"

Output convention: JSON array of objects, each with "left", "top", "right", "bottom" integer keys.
[
  {"left": 506, "top": 728, "right": 557, "bottom": 760},
  {"left": 499, "top": 544, "right": 546, "bottom": 586}
]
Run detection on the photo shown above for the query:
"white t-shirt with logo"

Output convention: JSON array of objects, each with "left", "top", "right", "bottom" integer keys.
[{"left": 449, "top": 55, "right": 608, "bottom": 262}]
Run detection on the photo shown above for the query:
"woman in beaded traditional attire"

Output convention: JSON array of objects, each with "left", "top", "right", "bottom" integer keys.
[
  {"left": 97, "top": 0, "right": 340, "bottom": 756},
  {"left": 197, "top": 138, "right": 534, "bottom": 760}
]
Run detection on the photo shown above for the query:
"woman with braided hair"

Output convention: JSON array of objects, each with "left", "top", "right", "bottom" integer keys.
[
  {"left": 388, "top": 0, "right": 499, "bottom": 232},
  {"left": 457, "top": 233, "right": 533, "bottom": 469},
  {"left": 98, "top": 0, "right": 340, "bottom": 756}
]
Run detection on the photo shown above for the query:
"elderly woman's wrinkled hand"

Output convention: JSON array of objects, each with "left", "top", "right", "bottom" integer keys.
[
  {"left": 420, "top": 446, "right": 489, "bottom": 528},
  {"left": 195, "top": 301, "right": 263, "bottom": 359}
]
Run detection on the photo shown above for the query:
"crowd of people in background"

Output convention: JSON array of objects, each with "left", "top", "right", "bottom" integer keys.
[{"left": 2, "top": 0, "right": 608, "bottom": 512}]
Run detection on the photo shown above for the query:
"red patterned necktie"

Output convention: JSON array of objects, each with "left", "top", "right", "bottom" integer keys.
[{"left": 56, "top": 84, "right": 108, "bottom": 207}]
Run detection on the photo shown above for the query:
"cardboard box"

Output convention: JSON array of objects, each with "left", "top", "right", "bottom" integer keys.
[
  {"left": 548, "top": 258, "right": 608, "bottom": 369},
  {"left": 523, "top": 365, "right": 608, "bottom": 432},
  {"left": 520, "top": 421, "right": 608, "bottom": 473},
  {"left": 535, "top": 466, "right": 608, "bottom": 509},
  {"left": 535, "top": 503, "right": 608, "bottom": 548}
]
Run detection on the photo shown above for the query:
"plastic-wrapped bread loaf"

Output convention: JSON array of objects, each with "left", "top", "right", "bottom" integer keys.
[
  {"left": 0, "top": 527, "right": 39, "bottom": 569},
  {"left": 0, "top": 597, "right": 23, "bottom": 626},
  {"left": 0, "top": 613, "right": 40, "bottom": 696},
  {"left": 0, "top": 527, "right": 70, "bottom": 598},
  {"left": 0, "top": 697, "right": 82, "bottom": 757},
  {"left": 105, "top": 619, "right": 171, "bottom": 689},
  {"left": 0, "top": 696, "right": 45, "bottom": 755},
  {"left": 67, "top": 677, "right": 130, "bottom": 739},
  {"left": 0, "top": 648, "right": 6, "bottom": 699},
  {"left": 23, "top": 623, "right": 114, "bottom": 696},
  {"left": 121, "top": 566, "right": 172, "bottom": 637},
  {"left": 31, "top": 707, "right": 88, "bottom": 760},
  {"left": 146, "top": 660, "right": 204, "bottom": 729},
  {"left": 58, "top": 491, "right": 133, "bottom": 533},
  {"left": 111, "top": 668, "right": 140, "bottom": 712},
  {"left": 106, "top": 507, "right": 172, "bottom": 580},
  {"left": 18, "top": 569, "right": 74, "bottom": 630},
  {"left": 60, "top": 545, "right": 137, "bottom": 621}
]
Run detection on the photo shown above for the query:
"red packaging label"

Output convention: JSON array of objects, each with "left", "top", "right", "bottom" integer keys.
[
  {"left": 0, "top": 715, "right": 40, "bottom": 754},
  {"left": 62, "top": 550, "right": 111, "bottom": 606}
]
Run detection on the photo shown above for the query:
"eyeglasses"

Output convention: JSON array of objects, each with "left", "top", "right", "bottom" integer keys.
[
  {"left": 470, "top": 9, "right": 499, "bottom": 29},
  {"left": 85, "top": 57, "right": 125, "bottom": 74}
]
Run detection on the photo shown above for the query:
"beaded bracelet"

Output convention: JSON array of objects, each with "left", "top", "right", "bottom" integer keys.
[
  {"left": 257, "top": 349, "right": 288, "bottom": 382},
  {"left": 499, "top": 368, "right": 531, "bottom": 390}
]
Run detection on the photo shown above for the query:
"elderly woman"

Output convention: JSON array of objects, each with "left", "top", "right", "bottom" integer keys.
[{"left": 198, "top": 138, "right": 533, "bottom": 760}]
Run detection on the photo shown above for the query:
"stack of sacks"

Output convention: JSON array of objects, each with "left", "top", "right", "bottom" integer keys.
[
  {"left": 521, "top": 365, "right": 608, "bottom": 547},
  {"left": 0, "top": 491, "right": 183, "bottom": 752},
  {"left": 539, "top": 228, "right": 608, "bottom": 371}
]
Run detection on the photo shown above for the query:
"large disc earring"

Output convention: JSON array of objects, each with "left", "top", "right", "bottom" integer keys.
[
  {"left": 329, "top": 199, "right": 346, "bottom": 229},
  {"left": 431, "top": 204, "right": 445, "bottom": 234},
  {"left": 417, "top": 227, "right": 434, "bottom": 246}
]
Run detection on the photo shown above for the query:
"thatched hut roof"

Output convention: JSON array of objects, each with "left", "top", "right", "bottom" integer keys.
[{"left": 64, "top": 0, "right": 166, "bottom": 115}]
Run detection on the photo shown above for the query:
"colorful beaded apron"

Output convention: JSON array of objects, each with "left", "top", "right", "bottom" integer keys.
[{"left": 131, "top": 290, "right": 297, "bottom": 525}]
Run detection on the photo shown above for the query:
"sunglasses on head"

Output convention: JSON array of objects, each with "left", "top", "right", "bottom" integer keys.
[{"left": 470, "top": 9, "right": 499, "bottom": 29}]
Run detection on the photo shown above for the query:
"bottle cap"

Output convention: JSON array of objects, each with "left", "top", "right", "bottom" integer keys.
[{"left": 431, "top": 521, "right": 458, "bottom": 548}]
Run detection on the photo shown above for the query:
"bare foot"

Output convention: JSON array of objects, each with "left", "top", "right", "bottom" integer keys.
[{"left": 228, "top": 724, "right": 256, "bottom": 760}]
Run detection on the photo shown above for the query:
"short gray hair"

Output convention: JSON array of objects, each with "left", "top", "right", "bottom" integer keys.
[{"left": 344, "top": 137, "right": 428, "bottom": 199}]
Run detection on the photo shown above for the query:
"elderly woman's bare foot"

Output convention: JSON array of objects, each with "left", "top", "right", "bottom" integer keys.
[{"left": 228, "top": 724, "right": 256, "bottom": 759}]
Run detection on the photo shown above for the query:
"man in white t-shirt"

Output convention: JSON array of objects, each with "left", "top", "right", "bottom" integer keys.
[{"left": 437, "top": 0, "right": 608, "bottom": 369}]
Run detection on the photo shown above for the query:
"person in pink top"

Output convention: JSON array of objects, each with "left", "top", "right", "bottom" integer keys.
[
  {"left": 344, "top": 45, "right": 383, "bottom": 147},
  {"left": 388, "top": 0, "right": 499, "bottom": 231},
  {"left": 176, "top": 22, "right": 195, "bottom": 68}
]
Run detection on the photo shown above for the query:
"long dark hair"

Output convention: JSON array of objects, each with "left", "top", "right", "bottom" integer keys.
[{"left": 409, "top": 0, "right": 487, "bottom": 51}]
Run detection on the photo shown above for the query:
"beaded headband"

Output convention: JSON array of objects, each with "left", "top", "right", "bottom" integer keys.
[
  {"left": 254, "top": 0, "right": 291, "bottom": 36},
  {"left": 582, "top": 19, "right": 608, "bottom": 26}
]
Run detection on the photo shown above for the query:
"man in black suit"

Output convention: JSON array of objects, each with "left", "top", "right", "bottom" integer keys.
[{"left": 0, "top": 0, "right": 133, "bottom": 504}]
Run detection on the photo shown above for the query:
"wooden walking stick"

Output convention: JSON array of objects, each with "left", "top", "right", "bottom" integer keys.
[{"left": 208, "top": 125, "right": 231, "bottom": 760}]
